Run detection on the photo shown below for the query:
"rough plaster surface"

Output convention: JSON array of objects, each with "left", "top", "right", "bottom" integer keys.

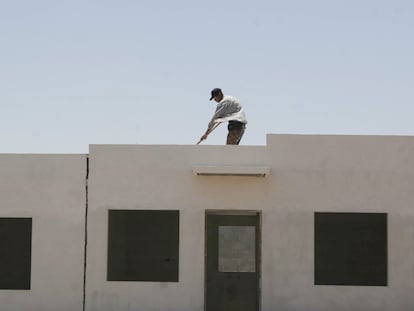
[
  {"left": 1, "top": 134, "right": 414, "bottom": 311},
  {"left": 0, "top": 154, "right": 87, "bottom": 311}
]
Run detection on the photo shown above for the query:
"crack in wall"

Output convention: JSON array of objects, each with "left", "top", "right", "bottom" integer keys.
[{"left": 82, "top": 156, "right": 89, "bottom": 311}]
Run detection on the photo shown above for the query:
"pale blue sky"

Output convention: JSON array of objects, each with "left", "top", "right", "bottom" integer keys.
[{"left": 1, "top": 0, "right": 413, "bottom": 153}]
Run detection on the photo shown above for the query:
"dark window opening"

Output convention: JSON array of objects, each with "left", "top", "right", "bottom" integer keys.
[
  {"left": 0, "top": 218, "right": 32, "bottom": 290},
  {"left": 107, "top": 210, "right": 179, "bottom": 282},
  {"left": 315, "top": 212, "right": 387, "bottom": 286}
]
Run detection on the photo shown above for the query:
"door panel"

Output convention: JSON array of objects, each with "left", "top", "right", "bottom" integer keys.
[{"left": 205, "top": 212, "right": 260, "bottom": 311}]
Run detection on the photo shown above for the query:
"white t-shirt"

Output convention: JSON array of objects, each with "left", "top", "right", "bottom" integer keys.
[{"left": 207, "top": 95, "right": 247, "bottom": 131}]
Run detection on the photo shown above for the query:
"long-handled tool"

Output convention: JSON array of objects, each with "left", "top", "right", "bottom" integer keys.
[{"left": 196, "top": 122, "right": 221, "bottom": 144}]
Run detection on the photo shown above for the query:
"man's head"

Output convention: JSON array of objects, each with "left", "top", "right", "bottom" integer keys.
[{"left": 209, "top": 88, "right": 223, "bottom": 102}]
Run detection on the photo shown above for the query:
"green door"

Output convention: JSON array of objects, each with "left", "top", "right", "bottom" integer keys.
[{"left": 205, "top": 211, "right": 260, "bottom": 311}]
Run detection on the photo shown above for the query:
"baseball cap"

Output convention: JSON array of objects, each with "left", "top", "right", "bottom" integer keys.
[{"left": 209, "top": 88, "right": 222, "bottom": 100}]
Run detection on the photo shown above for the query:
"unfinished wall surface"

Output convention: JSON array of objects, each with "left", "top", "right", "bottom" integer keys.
[
  {"left": 86, "top": 135, "right": 414, "bottom": 311},
  {"left": 263, "top": 135, "right": 414, "bottom": 311},
  {"left": 1, "top": 134, "right": 414, "bottom": 311},
  {"left": 86, "top": 145, "right": 268, "bottom": 311},
  {"left": 0, "top": 154, "right": 87, "bottom": 311}
]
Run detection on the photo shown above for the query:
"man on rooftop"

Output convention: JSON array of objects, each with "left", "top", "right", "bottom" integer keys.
[{"left": 199, "top": 88, "right": 247, "bottom": 145}]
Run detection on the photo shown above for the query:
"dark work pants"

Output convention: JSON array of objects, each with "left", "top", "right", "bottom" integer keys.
[{"left": 227, "top": 121, "right": 246, "bottom": 145}]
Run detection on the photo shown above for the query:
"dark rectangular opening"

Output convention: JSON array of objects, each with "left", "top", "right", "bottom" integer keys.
[
  {"left": 0, "top": 218, "right": 32, "bottom": 290},
  {"left": 315, "top": 212, "right": 387, "bottom": 286},
  {"left": 107, "top": 210, "right": 179, "bottom": 282}
]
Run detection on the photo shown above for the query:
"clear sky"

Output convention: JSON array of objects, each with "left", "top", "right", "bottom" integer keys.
[{"left": 1, "top": 0, "right": 413, "bottom": 153}]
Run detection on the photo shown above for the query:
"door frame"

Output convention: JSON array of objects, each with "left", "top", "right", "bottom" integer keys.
[{"left": 204, "top": 210, "right": 262, "bottom": 311}]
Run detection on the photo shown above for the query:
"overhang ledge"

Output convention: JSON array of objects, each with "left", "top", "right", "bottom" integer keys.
[{"left": 192, "top": 165, "right": 270, "bottom": 177}]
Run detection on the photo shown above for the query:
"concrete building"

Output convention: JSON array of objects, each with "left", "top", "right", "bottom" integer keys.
[
  {"left": 0, "top": 154, "right": 86, "bottom": 311},
  {"left": 1, "top": 134, "right": 414, "bottom": 310}
]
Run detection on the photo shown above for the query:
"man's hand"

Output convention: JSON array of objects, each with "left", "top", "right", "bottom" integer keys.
[{"left": 197, "top": 122, "right": 222, "bottom": 144}]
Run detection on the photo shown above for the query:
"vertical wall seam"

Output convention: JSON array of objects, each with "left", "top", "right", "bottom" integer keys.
[{"left": 82, "top": 155, "right": 89, "bottom": 311}]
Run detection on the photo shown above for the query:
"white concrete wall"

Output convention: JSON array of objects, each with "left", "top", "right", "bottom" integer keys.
[
  {"left": 86, "top": 145, "right": 268, "bottom": 311},
  {"left": 263, "top": 134, "right": 414, "bottom": 311},
  {"left": 0, "top": 154, "right": 87, "bottom": 311},
  {"left": 2, "top": 134, "right": 413, "bottom": 311},
  {"left": 86, "top": 135, "right": 414, "bottom": 311}
]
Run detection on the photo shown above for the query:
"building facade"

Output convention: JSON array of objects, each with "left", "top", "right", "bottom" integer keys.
[{"left": 1, "top": 134, "right": 414, "bottom": 310}]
